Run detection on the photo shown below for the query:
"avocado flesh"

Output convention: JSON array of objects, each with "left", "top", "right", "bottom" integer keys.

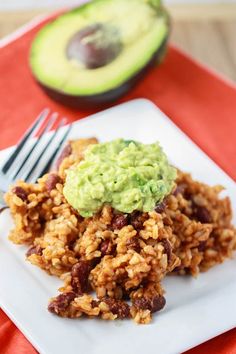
[
  {"left": 30, "top": 0, "right": 169, "bottom": 101},
  {"left": 39, "top": 39, "right": 167, "bottom": 108}
]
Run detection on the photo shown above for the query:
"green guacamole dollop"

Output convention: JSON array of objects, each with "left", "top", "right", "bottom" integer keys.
[{"left": 63, "top": 139, "right": 176, "bottom": 217}]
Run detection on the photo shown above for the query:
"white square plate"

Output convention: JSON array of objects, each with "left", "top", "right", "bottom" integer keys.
[{"left": 0, "top": 99, "right": 235, "bottom": 354}]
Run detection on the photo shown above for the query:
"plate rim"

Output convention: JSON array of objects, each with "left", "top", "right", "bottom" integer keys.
[{"left": 0, "top": 98, "right": 235, "bottom": 354}]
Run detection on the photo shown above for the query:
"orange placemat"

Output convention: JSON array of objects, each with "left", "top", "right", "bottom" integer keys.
[{"left": 0, "top": 12, "right": 236, "bottom": 354}]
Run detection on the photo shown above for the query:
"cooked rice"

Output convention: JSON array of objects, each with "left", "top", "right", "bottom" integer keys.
[{"left": 4, "top": 138, "right": 236, "bottom": 324}]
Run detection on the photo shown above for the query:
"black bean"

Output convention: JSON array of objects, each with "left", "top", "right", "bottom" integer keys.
[
  {"left": 100, "top": 240, "right": 116, "bottom": 256},
  {"left": 198, "top": 241, "right": 207, "bottom": 252},
  {"left": 26, "top": 245, "right": 43, "bottom": 257},
  {"left": 129, "top": 211, "right": 148, "bottom": 231},
  {"left": 48, "top": 292, "right": 76, "bottom": 315},
  {"left": 91, "top": 299, "right": 100, "bottom": 308},
  {"left": 162, "top": 239, "right": 172, "bottom": 261},
  {"left": 126, "top": 237, "right": 141, "bottom": 253},
  {"left": 173, "top": 183, "right": 187, "bottom": 196},
  {"left": 193, "top": 205, "right": 212, "bottom": 223},
  {"left": 56, "top": 144, "right": 72, "bottom": 170},
  {"left": 45, "top": 174, "right": 62, "bottom": 192},
  {"left": 71, "top": 261, "right": 91, "bottom": 294},
  {"left": 133, "top": 295, "right": 166, "bottom": 313},
  {"left": 112, "top": 214, "right": 128, "bottom": 230},
  {"left": 12, "top": 186, "right": 27, "bottom": 201},
  {"left": 155, "top": 200, "right": 166, "bottom": 213},
  {"left": 103, "top": 298, "right": 130, "bottom": 319}
]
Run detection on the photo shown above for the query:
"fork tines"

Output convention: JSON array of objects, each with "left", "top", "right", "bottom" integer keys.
[
  {"left": 25, "top": 120, "right": 72, "bottom": 181},
  {"left": 2, "top": 109, "right": 49, "bottom": 173},
  {"left": 1, "top": 109, "right": 72, "bottom": 184}
]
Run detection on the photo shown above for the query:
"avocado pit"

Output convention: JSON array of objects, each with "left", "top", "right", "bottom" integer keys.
[
  {"left": 66, "top": 23, "right": 122, "bottom": 69},
  {"left": 30, "top": 0, "right": 170, "bottom": 107}
]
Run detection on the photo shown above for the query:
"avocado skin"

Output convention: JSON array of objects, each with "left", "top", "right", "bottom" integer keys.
[{"left": 37, "top": 36, "right": 168, "bottom": 109}]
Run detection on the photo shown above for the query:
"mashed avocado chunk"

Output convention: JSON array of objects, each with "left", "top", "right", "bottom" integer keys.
[{"left": 63, "top": 139, "right": 176, "bottom": 217}]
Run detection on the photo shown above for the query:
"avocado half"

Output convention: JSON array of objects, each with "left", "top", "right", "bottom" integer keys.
[{"left": 30, "top": 0, "right": 170, "bottom": 108}]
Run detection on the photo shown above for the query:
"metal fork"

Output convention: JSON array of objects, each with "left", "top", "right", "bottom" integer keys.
[{"left": 0, "top": 109, "right": 72, "bottom": 208}]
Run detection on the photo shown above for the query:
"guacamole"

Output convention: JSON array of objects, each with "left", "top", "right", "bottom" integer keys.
[{"left": 63, "top": 139, "right": 176, "bottom": 217}]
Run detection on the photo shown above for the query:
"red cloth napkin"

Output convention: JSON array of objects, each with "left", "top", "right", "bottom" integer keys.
[{"left": 0, "top": 13, "right": 236, "bottom": 354}]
